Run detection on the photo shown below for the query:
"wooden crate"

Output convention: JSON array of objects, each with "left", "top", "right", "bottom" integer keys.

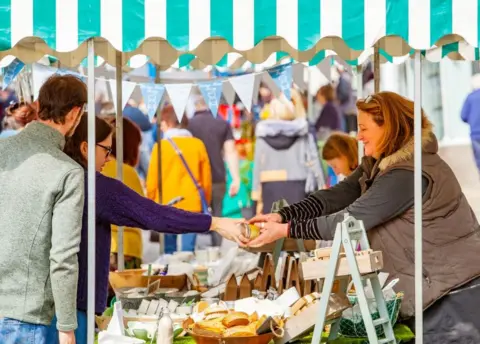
[
  {"left": 300, "top": 251, "right": 383, "bottom": 280},
  {"left": 244, "top": 239, "right": 316, "bottom": 253},
  {"left": 109, "top": 270, "right": 187, "bottom": 291}
]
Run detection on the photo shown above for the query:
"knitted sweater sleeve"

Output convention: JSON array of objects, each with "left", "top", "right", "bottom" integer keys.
[{"left": 96, "top": 173, "right": 211, "bottom": 233}]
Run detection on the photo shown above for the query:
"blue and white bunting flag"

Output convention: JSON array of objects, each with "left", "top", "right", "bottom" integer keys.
[
  {"left": 140, "top": 83, "right": 166, "bottom": 120},
  {"left": 198, "top": 81, "right": 223, "bottom": 118}
]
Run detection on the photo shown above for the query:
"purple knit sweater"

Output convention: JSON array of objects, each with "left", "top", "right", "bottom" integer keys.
[{"left": 76, "top": 172, "right": 212, "bottom": 314}]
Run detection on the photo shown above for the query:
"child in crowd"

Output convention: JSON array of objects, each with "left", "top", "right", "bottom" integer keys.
[{"left": 322, "top": 132, "right": 359, "bottom": 180}]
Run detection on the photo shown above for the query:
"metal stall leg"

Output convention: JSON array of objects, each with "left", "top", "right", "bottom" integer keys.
[
  {"left": 115, "top": 52, "right": 125, "bottom": 271},
  {"left": 86, "top": 38, "right": 97, "bottom": 344},
  {"left": 413, "top": 51, "right": 423, "bottom": 344}
]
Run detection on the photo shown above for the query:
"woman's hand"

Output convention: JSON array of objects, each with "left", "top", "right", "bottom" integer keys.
[
  {"left": 210, "top": 217, "right": 246, "bottom": 246},
  {"left": 248, "top": 213, "right": 283, "bottom": 224},
  {"left": 247, "top": 222, "right": 289, "bottom": 248}
]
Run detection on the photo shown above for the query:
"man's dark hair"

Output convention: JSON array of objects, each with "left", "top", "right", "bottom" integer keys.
[{"left": 38, "top": 75, "right": 87, "bottom": 124}]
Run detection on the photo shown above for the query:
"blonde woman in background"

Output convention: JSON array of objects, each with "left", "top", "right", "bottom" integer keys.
[{"left": 252, "top": 89, "right": 324, "bottom": 214}]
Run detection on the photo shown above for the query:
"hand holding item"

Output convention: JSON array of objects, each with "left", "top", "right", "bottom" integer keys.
[
  {"left": 247, "top": 221, "right": 289, "bottom": 248},
  {"left": 248, "top": 213, "right": 283, "bottom": 225},
  {"left": 210, "top": 217, "right": 245, "bottom": 246}
]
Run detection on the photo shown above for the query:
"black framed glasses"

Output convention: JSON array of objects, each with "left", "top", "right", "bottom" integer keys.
[
  {"left": 7, "top": 101, "right": 28, "bottom": 113},
  {"left": 96, "top": 143, "right": 112, "bottom": 158}
]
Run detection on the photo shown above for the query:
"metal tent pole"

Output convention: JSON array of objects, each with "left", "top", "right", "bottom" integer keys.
[
  {"left": 374, "top": 45, "right": 380, "bottom": 93},
  {"left": 413, "top": 51, "right": 423, "bottom": 344},
  {"left": 86, "top": 38, "right": 96, "bottom": 344},
  {"left": 154, "top": 65, "right": 164, "bottom": 255},
  {"left": 115, "top": 52, "right": 125, "bottom": 271}
]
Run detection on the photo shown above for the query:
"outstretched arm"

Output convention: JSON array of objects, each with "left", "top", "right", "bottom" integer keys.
[
  {"left": 288, "top": 169, "right": 428, "bottom": 240},
  {"left": 278, "top": 167, "right": 363, "bottom": 222},
  {"left": 96, "top": 173, "right": 212, "bottom": 234}
]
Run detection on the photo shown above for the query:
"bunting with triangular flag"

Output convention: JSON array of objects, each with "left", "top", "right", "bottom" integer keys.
[
  {"left": 2, "top": 58, "right": 25, "bottom": 90},
  {"left": 198, "top": 81, "right": 223, "bottom": 118},
  {"left": 165, "top": 83, "right": 193, "bottom": 122},
  {"left": 140, "top": 83, "right": 165, "bottom": 120},
  {"left": 268, "top": 63, "right": 293, "bottom": 100},
  {"left": 229, "top": 73, "right": 256, "bottom": 112},
  {"left": 32, "top": 63, "right": 57, "bottom": 100},
  {"left": 222, "top": 82, "right": 236, "bottom": 106},
  {"left": 108, "top": 80, "right": 137, "bottom": 114},
  {"left": 317, "top": 58, "right": 332, "bottom": 83}
]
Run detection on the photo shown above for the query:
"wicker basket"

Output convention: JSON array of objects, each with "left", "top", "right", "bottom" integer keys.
[{"left": 339, "top": 293, "right": 403, "bottom": 338}]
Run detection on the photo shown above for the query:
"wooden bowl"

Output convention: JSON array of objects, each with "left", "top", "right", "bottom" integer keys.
[{"left": 188, "top": 332, "right": 274, "bottom": 344}]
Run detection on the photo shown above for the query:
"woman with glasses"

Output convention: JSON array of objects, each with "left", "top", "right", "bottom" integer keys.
[
  {"left": 102, "top": 117, "right": 145, "bottom": 272},
  {"left": 46, "top": 115, "right": 243, "bottom": 344},
  {"left": 0, "top": 101, "right": 37, "bottom": 138}
]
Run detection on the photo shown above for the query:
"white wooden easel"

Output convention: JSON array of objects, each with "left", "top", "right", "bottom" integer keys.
[{"left": 311, "top": 214, "right": 396, "bottom": 344}]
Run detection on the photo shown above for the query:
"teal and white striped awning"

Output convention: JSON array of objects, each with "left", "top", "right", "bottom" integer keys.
[{"left": 0, "top": 0, "right": 478, "bottom": 67}]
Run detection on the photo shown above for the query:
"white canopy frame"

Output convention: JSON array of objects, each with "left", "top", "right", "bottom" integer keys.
[{"left": 1, "top": 38, "right": 428, "bottom": 343}]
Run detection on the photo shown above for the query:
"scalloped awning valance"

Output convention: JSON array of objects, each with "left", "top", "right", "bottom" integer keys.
[{"left": 0, "top": 0, "right": 478, "bottom": 68}]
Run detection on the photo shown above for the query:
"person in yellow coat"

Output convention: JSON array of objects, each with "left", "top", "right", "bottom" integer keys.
[
  {"left": 147, "top": 105, "right": 212, "bottom": 253},
  {"left": 102, "top": 116, "right": 144, "bottom": 270}
]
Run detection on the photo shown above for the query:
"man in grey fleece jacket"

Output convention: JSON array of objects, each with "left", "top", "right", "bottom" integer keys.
[{"left": 0, "top": 75, "right": 87, "bottom": 344}]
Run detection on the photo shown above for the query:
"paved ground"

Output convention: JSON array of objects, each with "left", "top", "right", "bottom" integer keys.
[{"left": 439, "top": 144, "right": 480, "bottom": 217}]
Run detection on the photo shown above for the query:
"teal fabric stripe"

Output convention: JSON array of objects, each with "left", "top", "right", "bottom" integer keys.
[
  {"left": 254, "top": 0, "right": 276, "bottom": 45},
  {"left": 298, "top": 0, "right": 320, "bottom": 51},
  {"left": 276, "top": 52, "right": 287, "bottom": 60},
  {"left": 309, "top": 51, "right": 326, "bottom": 66},
  {"left": 478, "top": 2, "right": 480, "bottom": 47},
  {"left": 441, "top": 42, "right": 458, "bottom": 57},
  {"left": 0, "top": 0, "right": 11, "bottom": 50},
  {"left": 211, "top": 0, "right": 233, "bottom": 67},
  {"left": 166, "top": 0, "right": 189, "bottom": 50},
  {"left": 342, "top": 0, "right": 365, "bottom": 50},
  {"left": 122, "top": 0, "right": 145, "bottom": 51},
  {"left": 33, "top": 0, "right": 56, "bottom": 49},
  {"left": 178, "top": 54, "right": 195, "bottom": 68},
  {"left": 386, "top": 0, "right": 408, "bottom": 42},
  {"left": 430, "top": 0, "right": 452, "bottom": 46},
  {"left": 475, "top": 49, "right": 480, "bottom": 61},
  {"left": 379, "top": 48, "right": 393, "bottom": 63},
  {"left": 78, "top": 0, "right": 101, "bottom": 45}
]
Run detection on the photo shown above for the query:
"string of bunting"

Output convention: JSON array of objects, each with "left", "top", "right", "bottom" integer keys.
[{"left": 5, "top": 56, "right": 353, "bottom": 123}]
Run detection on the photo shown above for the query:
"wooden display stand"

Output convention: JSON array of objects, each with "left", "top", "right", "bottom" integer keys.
[{"left": 250, "top": 199, "right": 315, "bottom": 272}]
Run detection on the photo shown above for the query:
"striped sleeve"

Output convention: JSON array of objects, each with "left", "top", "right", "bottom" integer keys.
[
  {"left": 277, "top": 195, "right": 325, "bottom": 222},
  {"left": 288, "top": 218, "right": 323, "bottom": 240}
]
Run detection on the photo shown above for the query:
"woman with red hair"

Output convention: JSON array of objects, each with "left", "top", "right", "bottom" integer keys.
[{"left": 0, "top": 102, "right": 37, "bottom": 138}]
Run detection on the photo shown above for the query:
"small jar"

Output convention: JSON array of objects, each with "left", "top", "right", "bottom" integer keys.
[{"left": 238, "top": 223, "right": 260, "bottom": 240}]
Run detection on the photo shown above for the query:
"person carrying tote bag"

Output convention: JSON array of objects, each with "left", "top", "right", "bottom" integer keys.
[{"left": 146, "top": 105, "right": 212, "bottom": 253}]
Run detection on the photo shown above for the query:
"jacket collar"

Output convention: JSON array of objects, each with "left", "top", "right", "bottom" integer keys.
[
  {"left": 378, "top": 119, "right": 435, "bottom": 171},
  {"left": 24, "top": 121, "right": 66, "bottom": 150}
]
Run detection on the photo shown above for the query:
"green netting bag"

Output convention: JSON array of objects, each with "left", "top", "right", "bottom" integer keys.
[{"left": 339, "top": 293, "right": 403, "bottom": 338}]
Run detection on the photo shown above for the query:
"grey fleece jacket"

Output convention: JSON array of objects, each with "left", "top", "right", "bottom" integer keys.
[
  {"left": 0, "top": 122, "right": 84, "bottom": 331},
  {"left": 252, "top": 118, "right": 325, "bottom": 198}
]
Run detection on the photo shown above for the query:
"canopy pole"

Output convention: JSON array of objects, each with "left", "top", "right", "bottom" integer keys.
[
  {"left": 154, "top": 65, "right": 164, "bottom": 255},
  {"left": 86, "top": 38, "right": 96, "bottom": 344},
  {"left": 115, "top": 52, "right": 125, "bottom": 271},
  {"left": 374, "top": 45, "right": 380, "bottom": 92},
  {"left": 414, "top": 51, "right": 423, "bottom": 344}
]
